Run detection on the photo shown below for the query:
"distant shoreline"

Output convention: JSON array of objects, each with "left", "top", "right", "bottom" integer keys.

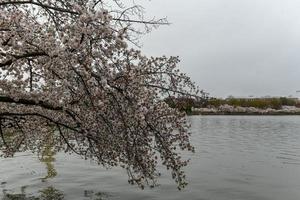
[
  {"left": 165, "top": 96, "right": 300, "bottom": 116},
  {"left": 190, "top": 105, "right": 300, "bottom": 116},
  {"left": 190, "top": 111, "right": 300, "bottom": 116}
]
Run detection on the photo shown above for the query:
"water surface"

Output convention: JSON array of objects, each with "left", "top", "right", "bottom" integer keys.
[{"left": 1, "top": 116, "right": 300, "bottom": 200}]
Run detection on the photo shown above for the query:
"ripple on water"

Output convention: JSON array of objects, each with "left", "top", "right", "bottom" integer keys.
[{"left": 1, "top": 116, "right": 300, "bottom": 200}]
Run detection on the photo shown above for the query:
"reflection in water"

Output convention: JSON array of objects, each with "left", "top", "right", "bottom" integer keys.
[
  {"left": 2, "top": 116, "right": 300, "bottom": 200},
  {"left": 2, "top": 186, "right": 63, "bottom": 200},
  {"left": 2, "top": 139, "right": 64, "bottom": 200},
  {"left": 39, "top": 140, "right": 57, "bottom": 181},
  {"left": 39, "top": 187, "right": 64, "bottom": 200},
  {"left": 1, "top": 140, "right": 110, "bottom": 200},
  {"left": 84, "top": 190, "right": 110, "bottom": 200},
  {"left": 2, "top": 187, "right": 110, "bottom": 200}
]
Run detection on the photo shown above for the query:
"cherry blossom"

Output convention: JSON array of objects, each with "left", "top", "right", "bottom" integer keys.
[{"left": 0, "top": 0, "right": 198, "bottom": 189}]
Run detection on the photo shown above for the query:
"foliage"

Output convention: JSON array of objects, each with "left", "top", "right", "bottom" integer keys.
[
  {"left": 165, "top": 92, "right": 208, "bottom": 113},
  {"left": 165, "top": 97, "right": 195, "bottom": 114},
  {"left": 207, "top": 97, "right": 298, "bottom": 109},
  {"left": 166, "top": 96, "right": 300, "bottom": 112},
  {"left": 0, "top": 0, "right": 198, "bottom": 189}
]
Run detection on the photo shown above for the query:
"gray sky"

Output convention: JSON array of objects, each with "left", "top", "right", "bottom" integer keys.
[{"left": 138, "top": 0, "right": 300, "bottom": 98}]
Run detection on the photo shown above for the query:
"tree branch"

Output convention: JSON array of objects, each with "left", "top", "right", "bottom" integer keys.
[
  {"left": 0, "top": 51, "right": 48, "bottom": 67},
  {"left": 0, "top": 96, "right": 62, "bottom": 111},
  {"left": 0, "top": 0, "right": 78, "bottom": 15},
  {"left": 0, "top": 1, "right": 169, "bottom": 25}
]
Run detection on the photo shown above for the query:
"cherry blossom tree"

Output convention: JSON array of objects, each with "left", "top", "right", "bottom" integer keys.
[{"left": 0, "top": 0, "right": 199, "bottom": 189}]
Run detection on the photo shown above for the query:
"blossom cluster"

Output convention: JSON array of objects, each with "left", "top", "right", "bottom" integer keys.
[{"left": 0, "top": 0, "right": 198, "bottom": 189}]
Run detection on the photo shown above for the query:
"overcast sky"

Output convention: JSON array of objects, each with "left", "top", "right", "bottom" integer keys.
[{"left": 137, "top": 0, "right": 300, "bottom": 98}]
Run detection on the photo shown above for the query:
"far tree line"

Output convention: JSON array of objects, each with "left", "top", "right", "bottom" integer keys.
[{"left": 165, "top": 96, "right": 300, "bottom": 113}]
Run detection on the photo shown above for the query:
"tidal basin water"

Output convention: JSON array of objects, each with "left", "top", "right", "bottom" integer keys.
[{"left": 1, "top": 116, "right": 300, "bottom": 200}]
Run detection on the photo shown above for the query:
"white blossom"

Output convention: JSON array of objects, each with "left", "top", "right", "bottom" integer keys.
[{"left": 0, "top": 0, "right": 198, "bottom": 190}]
